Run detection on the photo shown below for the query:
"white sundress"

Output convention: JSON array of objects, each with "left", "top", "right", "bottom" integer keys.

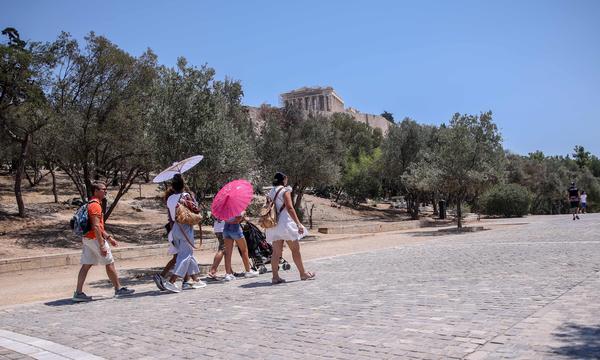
[{"left": 265, "top": 186, "right": 308, "bottom": 243}]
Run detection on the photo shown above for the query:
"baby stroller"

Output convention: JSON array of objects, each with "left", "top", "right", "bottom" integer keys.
[{"left": 242, "top": 221, "right": 291, "bottom": 274}]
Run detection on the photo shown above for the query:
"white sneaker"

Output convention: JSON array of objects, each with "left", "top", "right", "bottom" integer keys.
[
  {"left": 190, "top": 280, "right": 207, "bottom": 289},
  {"left": 163, "top": 281, "right": 181, "bottom": 293},
  {"left": 224, "top": 274, "right": 236, "bottom": 281},
  {"left": 244, "top": 270, "right": 259, "bottom": 278}
]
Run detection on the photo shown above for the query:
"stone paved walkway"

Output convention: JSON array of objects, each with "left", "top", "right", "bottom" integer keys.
[
  {"left": 0, "top": 214, "right": 599, "bottom": 359},
  {"left": 0, "top": 346, "right": 34, "bottom": 360}
]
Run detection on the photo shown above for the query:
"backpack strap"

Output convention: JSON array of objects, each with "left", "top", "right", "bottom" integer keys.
[
  {"left": 175, "top": 222, "right": 198, "bottom": 249},
  {"left": 273, "top": 187, "right": 287, "bottom": 218}
]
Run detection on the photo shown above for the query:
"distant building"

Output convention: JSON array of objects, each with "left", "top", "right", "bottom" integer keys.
[
  {"left": 280, "top": 86, "right": 391, "bottom": 133},
  {"left": 247, "top": 86, "right": 392, "bottom": 134},
  {"left": 280, "top": 86, "right": 345, "bottom": 113}
]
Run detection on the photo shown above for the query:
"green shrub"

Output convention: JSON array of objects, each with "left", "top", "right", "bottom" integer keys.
[{"left": 481, "top": 184, "right": 531, "bottom": 217}]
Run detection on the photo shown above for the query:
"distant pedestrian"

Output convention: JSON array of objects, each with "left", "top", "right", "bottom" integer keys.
[
  {"left": 580, "top": 191, "right": 587, "bottom": 214},
  {"left": 72, "top": 181, "right": 135, "bottom": 302},
  {"left": 222, "top": 213, "right": 259, "bottom": 281},
  {"left": 266, "top": 172, "right": 315, "bottom": 284},
  {"left": 568, "top": 182, "right": 580, "bottom": 220},
  {"left": 161, "top": 174, "right": 206, "bottom": 293},
  {"left": 207, "top": 218, "right": 225, "bottom": 279}
]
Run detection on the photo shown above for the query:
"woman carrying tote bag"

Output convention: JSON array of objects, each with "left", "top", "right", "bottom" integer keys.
[
  {"left": 163, "top": 174, "right": 206, "bottom": 293},
  {"left": 266, "top": 172, "right": 315, "bottom": 284}
]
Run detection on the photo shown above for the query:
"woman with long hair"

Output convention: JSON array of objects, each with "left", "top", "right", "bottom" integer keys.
[
  {"left": 161, "top": 173, "right": 206, "bottom": 292},
  {"left": 265, "top": 172, "right": 315, "bottom": 284}
]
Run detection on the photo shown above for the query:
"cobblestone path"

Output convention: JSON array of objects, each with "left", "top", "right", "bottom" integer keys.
[{"left": 1, "top": 214, "right": 599, "bottom": 359}]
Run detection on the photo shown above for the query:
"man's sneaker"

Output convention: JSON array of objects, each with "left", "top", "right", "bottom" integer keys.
[
  {"left": 224, "top": 273, "right": 236, "bottom": 281},
  {"left": 114, "top": 287, "right": 135, "bottom": 297},
  {"left": 576, "top": 215, "right": 580, "bottom": 220},
  {"left": 152, "top": 274, "right": 166, "bottom": 291},
  {"left": 244, "top": 270, "right": 259, "bottom": 278},
  {"left": 182, "top": 282, "right": 194, "bottom": 290},
  {"left": 163, "top": 281, "right": 181, "bottom": 293},
  {"left": 233, "top": 272, "right": 245, "bottom": 278},
  {"left": 72, "top": 291, "right": 93, "bottom": 303}
]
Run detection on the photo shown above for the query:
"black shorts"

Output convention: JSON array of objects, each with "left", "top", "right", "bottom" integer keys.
[{"left": 570, "top": 201, "right": 580, "bottom": 209}]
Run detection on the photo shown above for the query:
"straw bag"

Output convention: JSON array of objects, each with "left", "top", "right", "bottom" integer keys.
[
  {"left": 258, "top": 187, "right": 286, "bottom": 229},
  {"left": 175, "top": 194, "right": 202, "bottom": 225}
]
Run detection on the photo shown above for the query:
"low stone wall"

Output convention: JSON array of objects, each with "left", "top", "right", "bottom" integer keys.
[
  {"left": 0, "top": 237, "right": 219, "bottom": 274},
  {"left": 318, "top": 220, "right": 424, "bottom": 234}
]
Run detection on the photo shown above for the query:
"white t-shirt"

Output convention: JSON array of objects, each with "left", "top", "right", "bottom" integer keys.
[
  {"left": 167, "top": 192, "right": 189, "bottom": 221},
  {"left": 213, "top": 219, "right": 225, "bottom": 233},
  {"left": 580, "top": 194, "right": 587, "bottom": 203},
  {"left": 167, "top": 192, "right": 189, "bottom": 242}
]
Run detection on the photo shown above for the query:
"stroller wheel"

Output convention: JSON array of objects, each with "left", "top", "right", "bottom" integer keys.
[
  {"left": 282, "top": 262, "right": 291, "bottom": 271},
  {"left": 259, "top": 265, "right": 268, "bottom": 274}
]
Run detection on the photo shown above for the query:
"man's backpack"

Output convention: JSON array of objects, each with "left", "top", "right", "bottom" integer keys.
[
  {"left": 258, "top": 187, "right": 286, "bottom": 229},
  {"left": 70, "top": 199, "right": 99, "bottom": 237}
]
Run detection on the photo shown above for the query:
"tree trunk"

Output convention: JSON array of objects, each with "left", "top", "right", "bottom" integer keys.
[
  {"left": 294, "top": 190, "right": 304, "bottom": 211},
  {"left": 432, "top": 193, "right": 438, "bottom": 216},
  {"left": 334, "top": 188, "right": 343, "bottom": 203},
  {"left": 83, "top": 162, "right": 92, "bottom": 200},
  {"left": 411, "top": 200, "right": 419, "bottom": 220},
  {"left": 24, "top": 170, "right": 35, "bottom": 187},
  {"left": 456, "top": 199, "right": 463, "bottom": 229},
  {"left": 104, "top": 168, "right": 140, "bottom": 221},
  {"left": 49, "top": 166, "right": 58, "bottom": 203},
  {"left": 14, "top": 135, "right": 31, "bottom": 217}
]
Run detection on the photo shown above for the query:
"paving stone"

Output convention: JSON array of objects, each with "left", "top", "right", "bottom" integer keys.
[{"left": 1, "top": 215, "right": 599, "bottom": 359}]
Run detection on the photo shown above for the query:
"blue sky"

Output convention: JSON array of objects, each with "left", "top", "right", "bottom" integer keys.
[{"left": 3, "top": 0, "right": 599, "bottom": 156}]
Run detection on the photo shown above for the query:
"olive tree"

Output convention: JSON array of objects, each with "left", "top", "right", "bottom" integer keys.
[
  {"left": 258, "top": 105, "right": 344, "bottom": 210},
  {"left": 434, "top": 111, "right": 504, "bottom": 228},
  {"left": 49, "top": 32, "right": 158, "bottom": 219},
  {"left": 0, "top": 28, "right": 63, "bottom": 216},
  {"left": 148, "top": 58, "right": 255, "bottom": 196}
]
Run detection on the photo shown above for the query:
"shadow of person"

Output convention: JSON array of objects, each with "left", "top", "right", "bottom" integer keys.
[{"left": 44, "top": 290, "right": 172, "bottom": 307}]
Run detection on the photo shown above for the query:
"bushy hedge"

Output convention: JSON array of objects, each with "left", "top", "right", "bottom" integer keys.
[{"left": 481, "top": 184, "right": 531, "bottom": 217}]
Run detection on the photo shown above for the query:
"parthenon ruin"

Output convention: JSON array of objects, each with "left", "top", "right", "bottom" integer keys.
[
  {"left": 280, "top": 87, "right": 345, "bottom": 113},
  {"left": 279, "top": 86, "right": 391, "bottom": 133}
]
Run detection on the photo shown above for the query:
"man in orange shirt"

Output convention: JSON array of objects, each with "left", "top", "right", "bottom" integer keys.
[{"left": 72, "top": 181, "right": 135, "bottom": 302}]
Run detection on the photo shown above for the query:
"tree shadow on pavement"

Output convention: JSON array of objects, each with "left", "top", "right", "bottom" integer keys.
[
  {"left": 551, "top": 323, "right": 600, "bottom": 359},
  {"left": 404, "top": 227, "right": 488, "bottom": 237}
]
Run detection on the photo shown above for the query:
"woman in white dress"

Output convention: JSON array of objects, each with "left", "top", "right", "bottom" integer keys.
[{"left": 266, "top": 172, "right": 315, "bottom": 284}]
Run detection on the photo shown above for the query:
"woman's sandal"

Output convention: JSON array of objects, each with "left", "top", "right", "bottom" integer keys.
[
  {"left": 206, "top": 272, "right": 219, "bottom": 280},
  {"left": 272, "top": 278, "right": 286, "bottom": 285},
  {"left": 301, "top": 272, "right": 316, "bottom": 281}
]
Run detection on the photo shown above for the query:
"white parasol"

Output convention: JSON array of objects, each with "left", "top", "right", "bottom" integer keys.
[{"left": 152, "top": 155, "right": 204, "bottom": 183}]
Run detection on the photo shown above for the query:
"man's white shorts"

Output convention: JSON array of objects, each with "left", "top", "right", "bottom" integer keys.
[{"left": 81, "top": 238, "right": 114, "bottom": 265}]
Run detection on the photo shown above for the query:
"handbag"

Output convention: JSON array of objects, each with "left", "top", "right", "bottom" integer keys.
[
  {"left": 258, "top": 187, "right": 286, "bottom": 229},
  {"left": 175, "top": 193, "right": 202, "bottom": 225}
]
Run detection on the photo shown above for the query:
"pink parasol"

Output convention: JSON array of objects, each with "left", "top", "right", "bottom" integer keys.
[{"left": 211, "top": 179, "right": 254, "bottom": 221}]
